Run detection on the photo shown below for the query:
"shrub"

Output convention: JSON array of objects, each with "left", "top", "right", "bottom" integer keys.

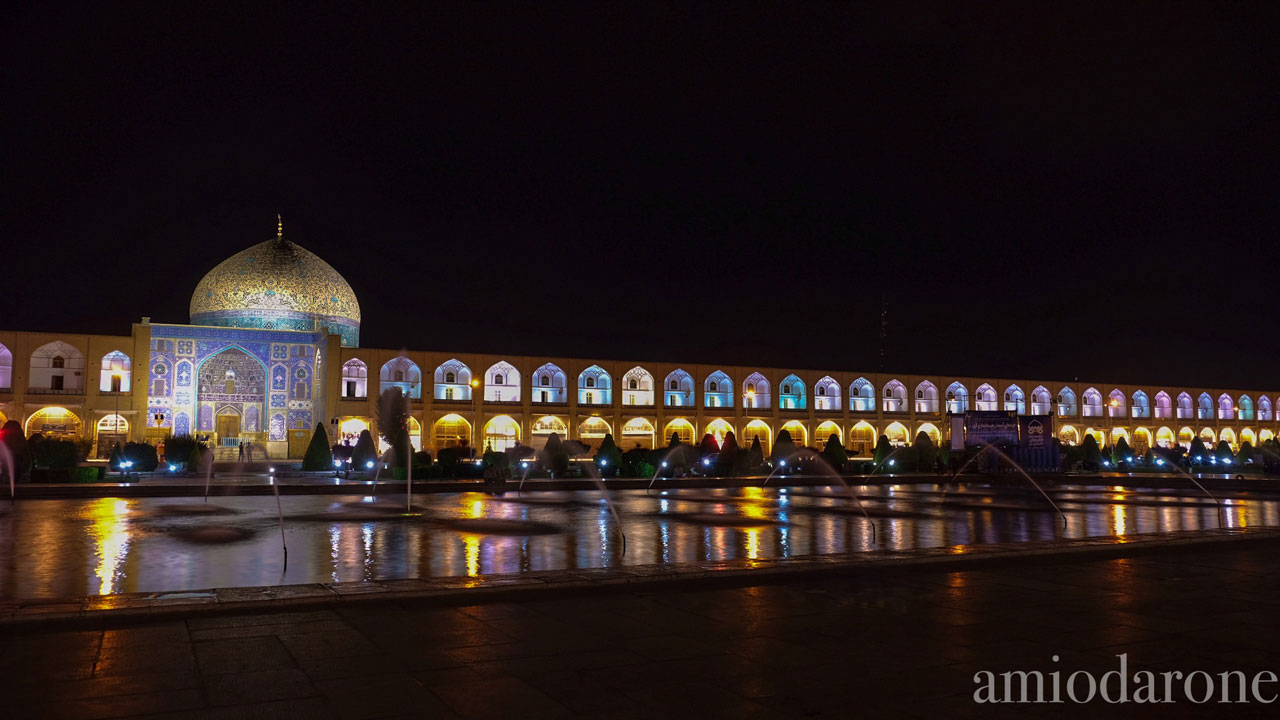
[
  {"left": 911, "top": 432, "right": 936, "bottom": 473},
  {"left": 772, "top": 429, "right": 797, "bottom": 464},
  {"left": 123, "top": 442, "right": 159, "bottom": 471},
  {"left": 539, "top": 433, "right": 570, "bottom": 476},
  {"left": 872, "top": 435, "right": 893, "bottom": 467},
  {"left": 716, "top": 432, "right": 739, "bottom": 475},
  {"left": 33, "top": 439, "right": 80, "bottom": 470},
  {"left": 820, "top": 434, "right": 847, "bottom": 471},
  {"left": 1081, "top": 434, "right": 1102, "bottom": 470},
  {"left": 376, "top": 388, "right": 411, "bottom": 469},
  {"left": 301, "top": 424, "right": 334, "bottom": 471},
  {"left": 164, "top": 435, "right": 202, "bottom": 466},
  {"left": 1112, "top": 436, "right": 1132, "bottom": 464},
  {"left": 352, "top": 429, "right": 377, "bottom": 469},
  {"left": 594, "top": 434, "right": 623, "bottom": 476}
]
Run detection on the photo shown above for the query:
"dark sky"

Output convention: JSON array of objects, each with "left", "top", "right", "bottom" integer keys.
[{"left": 3, "top": 2, "right": 1277, "bottom": 388}]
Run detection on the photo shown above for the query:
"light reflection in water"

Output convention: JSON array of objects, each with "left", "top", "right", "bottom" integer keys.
[
  {"left": 0, "top": 484, "right": 1275, "bottom": 600},
  {"left": 87, "top": 498, "right": 130, "bottom": 595}
]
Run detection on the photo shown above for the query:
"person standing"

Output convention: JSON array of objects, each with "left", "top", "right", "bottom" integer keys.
[{"left": 238, "top": 441, "right": 245, "bottom": 462}]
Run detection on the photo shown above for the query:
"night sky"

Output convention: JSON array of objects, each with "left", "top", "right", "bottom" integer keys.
[{"left": 3, "top": 3, "right": 1277, "bottom": 388}]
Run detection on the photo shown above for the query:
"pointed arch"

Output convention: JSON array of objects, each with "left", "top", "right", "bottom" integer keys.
[
  {"left": 916, "top": 422, "right": 941, "bottom": 446},
  {"left": 483, "top": 361, "right": 521, "bottom": 402},
  {"left": 432, "top": 413, "right": 471, "bottom": 451},
  {"left": 814, "top": 376, "right": 841, "bottom": 411},
  {"left": 849, "top": 377, "right": 874, "bottom": 412},
  {"left": 1155, "top": 426, "right": 1175, "bottom": 448},
  {"left": 620, "top": 417, "right": 655, "bottom": 449},
  {"left": 883, "top": 421, "right": 910, "bottom": 445},
  {"left": 341, "top": 359, "right": 368, "bottom": 398},
  {"left": 742, "top": 372, "right": 771, "bottom": 409},
  {"left": 1133, "top": 427, "right": 1152, "bottom": 454},
  {"left": 663, "top": 417, "right": 695, "bottom": 445},
  {"left": 1259, "top": 395, "right": 1273, "bottom": 421},
  {"left": 742, "top": 419, "right": 772, "bottom": 455},
  {"left": 915, "top": 381, "right": 938, "bottom": 413},
  {"left": 703, "top": 370, "right": 732, "bottom": 408},
  {"left": 815, "top": 420, "right": 842, "bottom": 446},
  {"left": 882, "top": 379, "right": 906, "bottom": 413},
  {"left": 1003, "top": 384, "right": 1025, "bottom": 414},
  {"left": 779, "top": 374, "right": 806, "bottom": 409},
  {"left": 780, "top": 419, "right": 807, "bottom": 446},
  {"left": 663, "top": 369, "right": 695, "bottom": 407},
  {"left": 1238, "top": 395, "right": 1255, "bottom": 421},
  {"left": 974, "top": 383, "right": 998, "bottom": 411},
  {"left": 1240, "top": 427, "right": 1256, "bottom": 449},
  {"left": 1057, "top": 386, "right": 1077, "bottom": 417},
  {"left": 1154, "top": 391, "right": 1172, "bottom": 419},
  {"left": 482, "top": 415, "right": 520, "bottom": 452},
  {"left": 1176, "top": 392, "right": 1193, "bottom": 419},
  {"left": 0, "top": 343, "right": 10, "bottom": 389},
  {"left": 1028, "top": 385, "right": 1051, "bottom": 414},
  {"left": 531, "top": 363, "right": 567, "bottom": 403},
  {"left": 99, "top": 351, "right": 132, "bottom": 392},
  {"left": 433, "top": 359, "right": 472, "bottom": 401},
  {"left": 30, "top": 340, "right": 86, "bottom": 392},
  {"left": 380, "top": 356, "right": 422, "bottom": 399},
  {"left": 704, "top": 418, "right": 734, "bottom": 447},
  {"left": 621, "top": 366, "right": 654, "bottom": 406},
  {"left": 849, "top": 421, "right": 876, "bottom": 456},
  {"left": 1082, "top": 387, "right": 1103, "bottom": 417},
  {"left": 1220, "top": 427, "right": 1237, "bottom": 450},
  {"left": 1058, "top": 425, "right": 1080, "bottom": 446},
  {"left": 25, "top": 406, "right": 82, "bottom": 439},
  {"left": 1197, "top": 392, "right": 1214, "bottom": 419},
  {"left": 530, "top": 415, "right": 568, "bottom": 450},
  {"left": 1178, "top": 426, "right": 1195, "bottom": 448},
  {"left": 1131, "top": 390, "right": 1150, "bottom": 419},
  {"left": 1106, "top": 389, "right": 1126, "bottom": 418},
  {"left": 945, "top": 382, "right": 969, "bottom": 413},
  {"left": 1199, "top": 426, "right": 1216, "bottom": 444},
  {"left": 578, "top": 416, "right": 612, "bottom": 449},
  {"left": 577, "top": 365, "right": 612, "bottom": 405},
  {"left": 1217, "top": 393, "right": 1235, "bottom": 420}
]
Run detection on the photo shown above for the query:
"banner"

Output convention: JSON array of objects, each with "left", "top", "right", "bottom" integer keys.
[
  {"left": 1020, "top": 416, "right": 1052, "bottom": 449},
  {"left": 963, "top": 411, "right": 1018, "bottom": 447}
]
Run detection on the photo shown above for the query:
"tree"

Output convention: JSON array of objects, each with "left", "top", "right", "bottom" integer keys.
[
  {"left": 540, "top": 432, "right": 570, "bottom": 476},
  {"left": 594, "top": 433, "right": 623, "bottom": 475},
  {"left": 122, "top": 442, "right": 158, "bottom": 471},
  {"left": 669, "top": 432, "right": 681, "bottom": 447},
  {"left": 820, "top": 433, "right": 847, "bottom": 471},
  {"left": 1081, "top": 434, "right": 1101, "bottom": 470},
  {"left": 1112, "top": 436, "right": 1132, "bottom": 464},
  {"left": 911, "top": 432, "right": 936, "bottom": 473},
  {"left": 772, "top": 429, "right": 797, "bottom": 464},
  {"left": 164, "top": 435, "right": 201, "bottom": 467},
  {"left": 715, "top": 431, "right": 740, "bottom": 475},
  {"left": 873, "top": 435, "right": 893, "bottom": 467},
  {"left": 108, "top": 442, "right": 124, "bottom": 472},
  {"left": 1188, "top": 437, "right": 1209, "bottom": 464},
  {"left": 352, "top": 429, "right": 377, "bottom": 469},
  {"left": 301, "top": 423, "right": 334, "bottom": 471},
  {"left": 1215, "top": 440, "right": 1234, "bottom": 462},
  {"left": 698, "top": 433, "right": 720, "bottom": 457},
  {"left": 1238, "top": 441, "right": 1255, "bottom": 464},
  {"left": 376, "top": 387, "right": 411, "bottom": 469},
  {"left": 747, "top": 435, "right": 764, "bottom": 470}
]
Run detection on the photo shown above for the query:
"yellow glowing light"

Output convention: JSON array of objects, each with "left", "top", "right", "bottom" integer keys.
[
  {"left": 469, "top": 499, "right": 485, "bottom": 519},
  {"left": 87, "top": 498, "right": 131, "bottom": 595},
  {"left": 470, "top": 379, "right": 479, "bottom": 388},
  {"left": 463, "top": 535, "right": 481, "bottom": 577},
  {"left": 745, "top": 528, "right": 760, "bottom": 560},
  {"left": 1111, "top": 504, "right": 1127, "bottom": 539},
  {"left": 1110, "top": 399, "right": 1120, "bottom": 407},
  {"left": 747, "top": 389, "right": 755, "bottom": 397}
]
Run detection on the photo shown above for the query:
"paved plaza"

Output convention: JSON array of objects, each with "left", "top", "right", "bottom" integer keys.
[{"left": 3, "top": 539, "right": 1279, "bottom": 719}]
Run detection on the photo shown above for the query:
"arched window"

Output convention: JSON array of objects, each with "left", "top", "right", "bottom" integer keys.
[
  {"left": 742, "top": 372, "right": 770, "bottom": 409},
  {"left": 1197, "top": 393, "right": 1213, "bottom": 420},
  {"left": 578, "top": 365, "right": 612, "bottom": 405},
  {"left": 341, "top": 359, "right": 368, "bottom": 399},
  {"left": 945, "top": 382, "right": 969, "bottom": 413},
  {"left": 99, "top": 351, "right": 132, "bottom": 393},
  {"left": 1177, "top": 392, "right": 1193, "bottom": 419},
  {"left": 1004, "top": 385, "right": 1025, "bottom": 414},
  {"left": 664, "top": 369, "right": 694, "bottom": 407},
  {"left": 975, "top": 383, "right": 998, "bottom": 411},
  {"left": 1082, "top": 388, "right": 1103, "bottom": 417},
  {"left": 434, "top": 359, "right": 472, "bottom": 401},
  {"left": 778, "top": 374, "right": 806, "bottom": 410},
  {"left": 380, "top": 357, "right": 422, "bottom": 399},
  {"left": 849, "top": 377, "right": 874, "bottom": 412},
  {"left": 1107, "top": 389, "right": 1126, "bottom": 418},
  {"left": 1218, "top": 393, "right": 1235, "bottom": 420},
  {"left": 1057, "top": 387, "right": 1077, "bottom": 417},
  {"left": 1154, "top": 391, "right": 1172, "bottom": 419},
  {"left": 915, "top": 381, "right": 938, "bottom": 413},
  {"left": 0, "top": 343, "right": 11, "bottom": 390},
  {"left": 1259, "top": 396, "right": 1273, "bottom": 422},
  {"left": 1238, "top": 395, "right": 1254, "bottom": 421},
  {"left": 1131, "top": 391, "right": 1150, "bottom": 419},
  {"left": 484, "top": 361, "right": 521, "bottom": 403},
  {"left": 30, "top": 341, "right": 85, "bottom": 392},
  {"left": 532, "top": 363, "right": 567, "bottom": 403},
  {"left": 704, "top": 370, "right": 731, "bottom": 408},
  {"left": 1030, "top": 386, "right": 1051, "bottom": 415},
  {"left": 814, "top": 376, "right": 841, "bottom": 411},
  {"left": 882, "top": 380, "right": 906, "bottom": 412},
  {"left": 620, "top": 366, "right": 655, "bottom": 406}
]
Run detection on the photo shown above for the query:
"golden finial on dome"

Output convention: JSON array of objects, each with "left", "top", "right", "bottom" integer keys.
[{"left": 276, "top": 213, "right": 283, "bottom": 240}]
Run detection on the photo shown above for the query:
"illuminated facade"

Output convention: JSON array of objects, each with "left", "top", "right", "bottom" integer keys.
[{"left": 2, "top": 226, "right": 1277, "bottom": 460}]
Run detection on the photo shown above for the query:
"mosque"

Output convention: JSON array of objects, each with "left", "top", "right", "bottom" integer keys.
[{"left": 2, "top": 222, "right": 1277, "bottom": 461}]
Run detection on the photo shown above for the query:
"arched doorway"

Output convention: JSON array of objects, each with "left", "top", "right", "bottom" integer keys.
[
  {"left": 1058, "top": 425, "right": 1080, "bottom": 446},
  {"left": 530, "top": 415, "right": 568, "bottom": 451},
  {"left": 815, "top": 421, "right": 841, "bottom": 447},
  {"left": 577, "top": 416, "right": 612, "bottom": 450},
  {"left": 780, "top": 420, "right": 807, "bottom": 447},
  {"left": 25, "top": 407, "right": 82, "bottom": 440},
  {"left": 850, "top": 421, "right": 876, "bottom": 456},
  {"left": 663, "top": 418, "right": 695, "bottom": 446},
  {"left": 917, "top": 423, "right": 941, "bottom": 446},
  {"left": 620, "top": 417, "right": 655, "bottom": 450},
  {"left": 1155, "top": 427, "right": 1175, "bottom": 449},
  {"left": 377, "top": 417, "right": 423, "bottom": 454},
  {"left": 197, "top": 347, "right": 266, "bottom": 447},
  {"left": 884, "top": 421, "right": 909, "bottom": 446},
  {"left": 95, "top": 414, "right": 129, "bottom": 458},
  {"left": 742, "top": 419, "right": 772, "bottom": 455},
  {"left": 483, "top": 415, "right": 520, "bottom": 452},
  {"left": 705, "top": 418, "right": 734, "bottom": 448},
  {"left": 1219, "top": 427, "right": 1237, "bottom": 451},
  {"left": 1133, "top": 427, "right": 1152, "bottom": 454},
  {"left": 338, "top": 417, "right": 371, "bottom": 445},
  {"left": 432, "top": 414, "right": 472, "bottom": 452}
]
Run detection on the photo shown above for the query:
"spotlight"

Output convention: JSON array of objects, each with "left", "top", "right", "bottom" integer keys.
[
  {"left": 702, "top": 458, "right": 711, "bottom": 467},
  {"left": 366, "top": 461, "right": 375, "bottom": 469}
]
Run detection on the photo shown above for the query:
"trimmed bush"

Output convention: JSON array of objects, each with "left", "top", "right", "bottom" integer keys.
[
  {"left": 123, "top": 442, "right": 159, "bottom": 471},
  {"left": 301, "top": 423, "right": 334, "bottom": 471}
]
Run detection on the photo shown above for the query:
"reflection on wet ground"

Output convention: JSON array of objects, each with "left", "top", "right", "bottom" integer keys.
[{"left": 0, "top": 483, "right": 1275, "bottom": 599}]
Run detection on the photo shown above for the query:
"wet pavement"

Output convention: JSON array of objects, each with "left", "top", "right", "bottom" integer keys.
[{"left": 3, "top": 537, "right": 1279, "bottom": 718}]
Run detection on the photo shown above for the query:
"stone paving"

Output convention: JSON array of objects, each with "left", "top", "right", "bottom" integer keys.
[{"left": 3, "top": 538, "right": 1280, "bottom": 718}]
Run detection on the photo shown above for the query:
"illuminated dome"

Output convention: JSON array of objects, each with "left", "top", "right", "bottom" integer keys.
[{"left": 190, "top": 226, "right": 361, "bottom": 347}]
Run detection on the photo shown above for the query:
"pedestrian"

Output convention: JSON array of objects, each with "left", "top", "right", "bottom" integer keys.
[
  {"left": 237, "top": 441, "right": 245, "bottom": 462},
  {"left": 934, "top": 456, "right": 944, "bottom": 476}
]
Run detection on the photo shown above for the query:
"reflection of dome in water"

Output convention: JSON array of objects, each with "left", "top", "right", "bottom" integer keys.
[{"left": 190, "top": 227, "right": 360, "bottom": 347}]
